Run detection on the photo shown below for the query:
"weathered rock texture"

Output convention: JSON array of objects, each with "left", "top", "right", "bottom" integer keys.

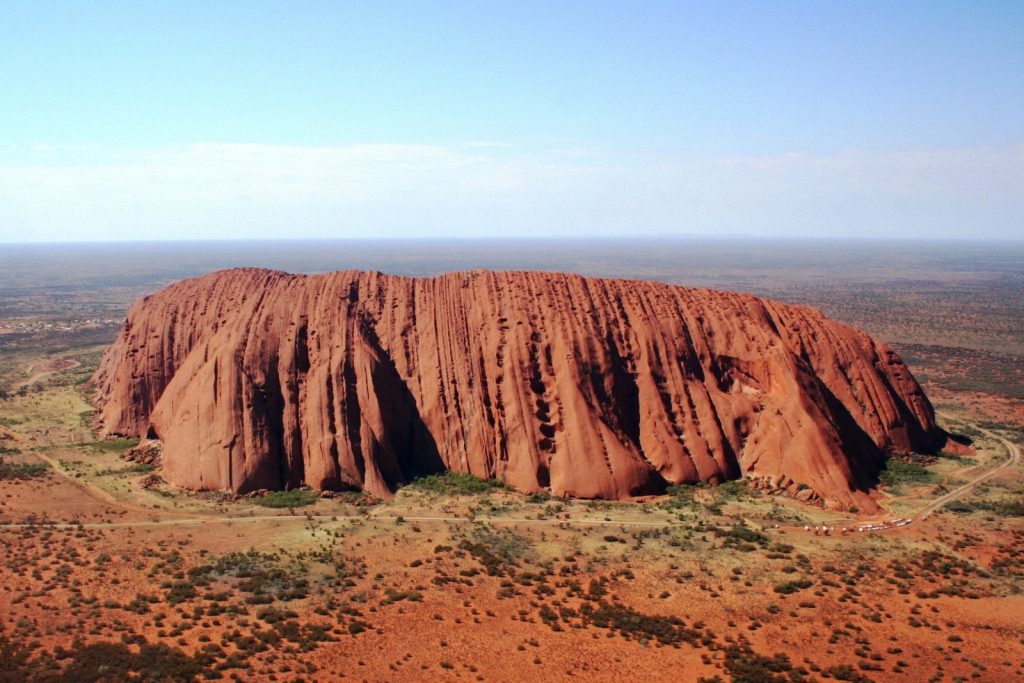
[{"left": 92, "top": 268, "right": 943, "bottom": 509}]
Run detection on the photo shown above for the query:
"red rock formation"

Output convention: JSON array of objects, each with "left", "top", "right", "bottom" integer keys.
[{"left": 92, "top": 268, "right": 943, "bottom": 510}]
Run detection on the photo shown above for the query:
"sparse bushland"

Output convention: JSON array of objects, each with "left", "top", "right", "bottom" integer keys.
[
  {"left": 73, "top": 438, "right": 140, "bottom": 453},
  {"left": 661, "top": 478, "right": 757, "bottom": 515},
  {"left": 0, "top": 457, "right": 49, "bottom": 481},
  {"left": 662, "top": 483, "right": 700, "bottom": 509},
  {"left": 947, "top": 498, "right": 1024, "bottom": 517},
  {"left": 458, "top": 526, "right": 534, "bottom": 576},
  {"left": 722, "top": 643, "right": 815, "bottom": 683},
  {"left": 94, "top": 462, "right": 156, "bottom": 476},
  {"left": 0, "top": 630, "right": 213, "bottom": 682}
]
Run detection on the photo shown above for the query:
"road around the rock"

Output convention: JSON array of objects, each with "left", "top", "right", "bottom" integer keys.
[
  {"left": 1, "top": 421, "right": 1019, "bottom": 535},
  {"left": 915, "top": 427, "right": 1020, "bottom": 521}
]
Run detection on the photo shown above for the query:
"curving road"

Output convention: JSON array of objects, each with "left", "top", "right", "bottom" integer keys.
[
  {"left": 14, "top": 359, "right": 80, "bottom": 391},
  {"left": 914, "top": 426, "right": 1020, "bottom": 521}
]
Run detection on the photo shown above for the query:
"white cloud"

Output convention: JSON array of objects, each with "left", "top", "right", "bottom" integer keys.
[{"left": 0, "top": 141, "right": 1021, "bottom": 241}]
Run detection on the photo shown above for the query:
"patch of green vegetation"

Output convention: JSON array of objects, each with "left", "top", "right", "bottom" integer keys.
[
  {"left": 0, "top": 457, "right": 49, "bottom": 481},
  {"left": 257, "top": 488, "right": 319, "bottom": 508},
  {"left": 717, "top": 524, "right": 768, "bottom": 545},
  {"left": 405, "top": 471, "right": 507, "bottom": 495},
  {"left": 879, "top": 459, "right": 936, "bottom": 488},
  {"left": 662, "top": 483, "right": 699, "bottom": 509},
  {"left": 382, "top": 588, "right": 423, "bottom": 604},
  {"left": 935, "top": 450, "right": 970, "bottom": 464},
  {"left": 715, "top": 479, "right": 751, "bottom": 500},
  {"left": 74, "top": 438, "right": 140, "bottom": 453},
  {"left": 459, "top": 526, "right": 534, "bottom": 576},
  {"left": 95, "top": 461, "right": 156, "bottom": 476},
  {"left": 722, "top": 642, "right": 811, "bottom": 682},
  {"left": 60, "top": 641, "right": 213, "bottom": 682},
  {"left": 946, "top": 498, "right": 1024, "bottom": 517},
  {"left": 773, "top": 578, "right": 813, "bottom": 595},
  {"left": 0, "top": 631, "right": 215, "bottom": 683},
  {"left": 178, "top": 549, "right": 314, "bottom": 606},
  {"left": 256, "top": 606, "right": 299, "bottom": 623},
  {"left": 574, "top": 598, "right": 703, "bottom": 648}
]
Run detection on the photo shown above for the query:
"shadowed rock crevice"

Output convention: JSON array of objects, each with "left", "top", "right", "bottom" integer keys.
[{"left": 359, "top": 322, "right": 445, "bottom": 488}]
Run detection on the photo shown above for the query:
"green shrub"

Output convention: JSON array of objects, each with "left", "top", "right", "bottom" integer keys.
[
  {"left": 95, "top": 462, "right": 156, "bottom": 476},
  {"left": 406, "top": 471, "right": 507, "bottom": 495},
  {"left": 663, "top": 483, "right": 699, "bottom": 509},
  {"left": 773, "top": 579, "right": 813, "bottom": 595},
  {"left": 986, "top": 499, "right": 1024, "bottom": 517},
  {"left": 257, "top": 489, "right": 319, "bottom": 508},
  {"left": 719, "top": 524, "right": 767, "bottom": 544},
  {"left": 716, "top": 479, "right": 750, "bottom": 500},
  {"left": 0, "top": 457, "right": 49, "bottom": 481},
  {"left": 74, "top": 438, "right": 140, "bottom": 453},
  {"left": 722, "top": 643, "right": 802, "bottom": 683}
]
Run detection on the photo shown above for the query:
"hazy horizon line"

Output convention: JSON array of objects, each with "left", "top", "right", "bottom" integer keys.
[{"left": 5, "top": 234, "right": 1024, "bottom": 247}]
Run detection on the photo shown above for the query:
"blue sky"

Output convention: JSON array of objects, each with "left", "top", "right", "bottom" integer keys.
[{"left": 1, "top": 1, "right": 1022, "bottom": 241}]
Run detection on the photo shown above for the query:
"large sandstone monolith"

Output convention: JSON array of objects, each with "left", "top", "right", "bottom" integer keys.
[{"left": 93, "top": 268, "right": 944, "bottom": 510}]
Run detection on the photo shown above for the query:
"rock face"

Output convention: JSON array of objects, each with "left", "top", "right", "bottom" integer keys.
[{"left": 92, "top": 268, "right": 944, "bottom": 510}]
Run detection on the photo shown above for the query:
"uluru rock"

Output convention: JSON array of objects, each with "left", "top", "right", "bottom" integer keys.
[{"left": 91, "top": 268, "right": 944, "bottom": 510}]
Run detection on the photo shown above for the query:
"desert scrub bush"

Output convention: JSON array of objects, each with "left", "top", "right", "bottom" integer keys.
[
  {"left": 525, "top": 490, "right": 553, "bottom": 503},
  {"left": 165, "top": 580, "right": 198, "bottom": 604},
  {"left": 0, "top": 629, "right": 34, "bottom": 679},
  {"left": 406, "top": 471, "right": 507, "bottom": 495},
  {"left": 722, "top": 643, "right": 812, "bottom": 682},
  {"left": 576, "top": 600, "right": 697, "bottom": 647},
  {"left": 382, "top": 588, "right": 423, "bottom": 604},
  {"left": 58, "top": 641, "right": 213, "bottom": 682},
  {"left": 715, "top": 479, "right": 752, "bottom": 501},
  {"left": 256, "top": 606, "right": 299, "bottom": 623},
  {"left": 257, "top": 488, "right": 319, "bottom": 508},
  {"left": 879, "top": 459, "right": 935, "bottom": 487},
  {"left": 181, "top": 549, "right": 313, "bottom": 605},
  {"left": 773, "top": 579, "right": 813, "bottom": 595},
  {"left": 717, "top": 524, "right": 768, "bottom": 545},
  {"left": 947, "top": 498, "right": 1024, "bottom": 517},
  {"left": 662, "top": 483, "right": 699, "bottom": 509},
  {"left": 0, "top": 457, "right": 49, "bottom": 481}
]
